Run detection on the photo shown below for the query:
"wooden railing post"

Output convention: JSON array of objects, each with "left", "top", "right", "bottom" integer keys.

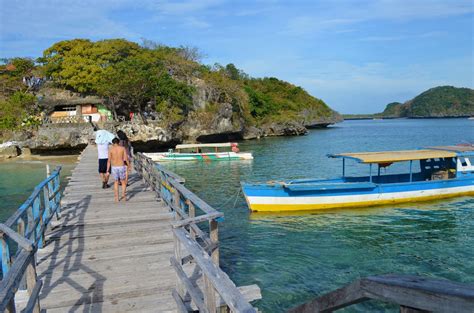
[
  {"left": 25, "top": 258, "right": 40, "bottom": 313},
  {"left": 187, "top": 201, "right": 196, "bottom": 240},
  {"left": 42, "top": 184, "right": 51, "bottom": 228},
  {"left": 27, "top": 206, "right": 34, "bottom": 242},
  {"left": 32, "top": 196, "right": 44, "bottom": 249},
  {"left": 17, "top": 218, "right": 28, "bottom": 291},
  {"left": 209, "top": 220, "right": 219, "bottom": 266},
  {"left": 54, "top": 173, "right": 62, "bottom": 219},
  {"left": 205, "top": 219, "right": 220, "bottom": 313},
  {"left": 0, "top": 232, "right": 11, "bottom": 276},
  {"left": 5, "top": 299, "right": 15, "bottom": 313}
]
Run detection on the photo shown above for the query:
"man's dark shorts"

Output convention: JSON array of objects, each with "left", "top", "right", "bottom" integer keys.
[{"left": 98, "top": 158, "right": 109, "bottom": 174}]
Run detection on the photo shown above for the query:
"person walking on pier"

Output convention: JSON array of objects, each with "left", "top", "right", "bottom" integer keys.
[
  {"left": 95, "top": 129, "right": 115, "bottom": 189},
  {"left": 117, "top": 130, "right": 133, "bottom": 182},
  {"left": 97, "top": 143, "right": 110, "bottom": 189},
  {"left": 107, "top": 138, "right": 129, "bottom": 202}
]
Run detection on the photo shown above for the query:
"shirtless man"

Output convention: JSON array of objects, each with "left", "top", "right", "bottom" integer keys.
[{"left": 107, "top": 138, "right": 130, "bottom": 202}]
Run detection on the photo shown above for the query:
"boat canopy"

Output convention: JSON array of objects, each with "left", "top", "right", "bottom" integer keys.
[
  {"left": 329, "top": 149, "right": 456, "bottom": 164},
  {"left": 425, "top": 145, "right": 474, "bottom": 156},
  {"left": 175, "top": 142, "right": 236, "bottom": 149}
]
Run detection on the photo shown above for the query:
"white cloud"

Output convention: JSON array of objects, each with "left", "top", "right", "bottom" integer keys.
[
  {"left": 280, "top": 0, "right": 474, "bottom": 36},
  {"left": 147, "top": 0, "right": 224, "bottom": 15},
  {"left": 1, "top": 0, "right": 138, "bottom": 41},
  {"left": 183, "top": 17, "right": 211, "bottom": 29}
]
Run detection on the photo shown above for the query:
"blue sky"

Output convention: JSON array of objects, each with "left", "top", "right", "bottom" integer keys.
[{"left": 1, "top": 0, "right": 473, "bottom": 113}]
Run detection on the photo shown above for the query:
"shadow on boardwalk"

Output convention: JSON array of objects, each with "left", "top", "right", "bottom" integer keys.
[{"left": 39, "top": 195, "right": 106, "bottom": 312}]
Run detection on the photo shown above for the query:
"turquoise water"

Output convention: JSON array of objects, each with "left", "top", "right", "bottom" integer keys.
[
  {"left": 164, "top": 119, "right": 474, "bottom": 312},
  {"left": 0, "top": 156, "right": 77, "bottom": 223}
]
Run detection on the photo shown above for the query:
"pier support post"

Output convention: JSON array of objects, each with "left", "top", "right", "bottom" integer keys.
[
  {"left": 26, "top": 259, "right": 41, "bottom": 313},
  {"left": 172, "top": 188, "right": 187, "bottom": 305},
  {"left": 205, "top": 219, "right": 219, "bottom": 313}
]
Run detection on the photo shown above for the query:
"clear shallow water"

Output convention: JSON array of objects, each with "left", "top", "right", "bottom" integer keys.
[
  {"left": 164, "top": 119, "right": 474, "bottom": 312},
  {"left": 0, "top": 156, "right": 77, "bottom": 223}
]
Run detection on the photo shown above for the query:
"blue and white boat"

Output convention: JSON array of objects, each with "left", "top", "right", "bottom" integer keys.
[{"left": 242, "top": 145, "right": 474, "bottom": 212}]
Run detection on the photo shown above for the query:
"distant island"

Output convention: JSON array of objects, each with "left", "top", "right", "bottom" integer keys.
[{"left": 344, "top": 86, "right": 474, "bottom": 120}]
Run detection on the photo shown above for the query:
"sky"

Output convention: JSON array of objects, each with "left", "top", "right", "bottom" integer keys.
[{"left": 1, "top": 0, "right": 473, "bottom": 113}]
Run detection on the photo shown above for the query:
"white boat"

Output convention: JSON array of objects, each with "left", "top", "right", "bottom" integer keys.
[{"left": 144, "top": 143, "right": 253, "bottom": 162}]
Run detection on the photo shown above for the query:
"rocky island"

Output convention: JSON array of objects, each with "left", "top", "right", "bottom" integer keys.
[
  {"left": 378, "top": 86, "right": 474, "bottom": 118},
  {"left": 344, "top": 86, "right": 474, "bottom": 120},
  {"left": 0, "top": 39, "right": 341, "bottom": 158}
]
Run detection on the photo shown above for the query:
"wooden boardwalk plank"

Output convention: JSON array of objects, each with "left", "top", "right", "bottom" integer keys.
[{"left": 36, "top": 145, "right": 177, "bottom": 312}]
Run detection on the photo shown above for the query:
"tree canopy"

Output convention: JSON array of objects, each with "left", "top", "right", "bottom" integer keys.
[{"left": 1, "top": 38, "right": 337, "bottom": 131}]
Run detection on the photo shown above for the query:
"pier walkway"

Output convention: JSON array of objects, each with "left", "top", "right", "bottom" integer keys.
[{"left": 36, "top": 145, "right": 176, "bottom": 312}]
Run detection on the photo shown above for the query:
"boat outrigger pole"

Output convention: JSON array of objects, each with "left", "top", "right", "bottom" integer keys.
[
  {"left": 342, "top": 158, "right": 345, "bottom": 177},
  {"left": 369, "top": 163, "right": 373, "bottom": 182}
]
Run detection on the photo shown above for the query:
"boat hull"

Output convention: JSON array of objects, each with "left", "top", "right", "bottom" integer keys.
[
  {"left": 242, "top": 178, "right": 474, "bottom": 212},
  {"left": 144, "top": 152, "right": 253, "bottom": 162}
]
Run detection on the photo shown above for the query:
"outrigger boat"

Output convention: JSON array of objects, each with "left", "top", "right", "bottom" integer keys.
[
  {"left": 144, "top": 142, "right": 253, "bottom": 162},
  {"left": 242, "top": 145, "right": 474, "bottom": 212}
]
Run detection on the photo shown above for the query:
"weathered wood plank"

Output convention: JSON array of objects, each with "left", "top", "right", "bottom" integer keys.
[
  {"left": 173, "top": 211, "right": 224, "bottom": 228},
  {"left": 362, "top": 275, "right": 474, "bottom": 313},
  {"left": 0, "top": 250, "right": 35, "bottom": 312},
  {"left": 0, "top": 223, "right": 34, "bottom": 251},
  {"left": 288, "top": 279, "right": 365, "bottom": 313},
  {"left": 288, "top": 275, "right": 474, "bottom": 313}
]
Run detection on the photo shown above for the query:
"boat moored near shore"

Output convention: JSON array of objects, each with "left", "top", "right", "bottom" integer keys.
[
  {"left": 144, "top": 142, "right": 253, "bottom": 162},
  {"left": 242, "top": 145, "right": 474, "bottom": 212}
]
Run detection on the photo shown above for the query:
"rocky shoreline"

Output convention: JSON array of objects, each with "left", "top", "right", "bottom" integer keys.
[{"left": 0, "top": 118, "right": 335, "bottom": 159}]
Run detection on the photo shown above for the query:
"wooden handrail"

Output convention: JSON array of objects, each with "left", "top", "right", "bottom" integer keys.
[
  {"left": 0, "top": 166, "right": 63, "bottom": 313},
  {"left": 134, "top": 152, "right": 261, "bottom": 312},
  {"left": 288, "top": 274, "right": 474, "bottom": 313},
  {"left": 173, "top": 228, "right": 257, "bottom": 313},
  {"left": 172, "top": 212, "right": 224, "bottom": 228},
  {"left": 0, "top": 224, "right": 34, "bottom": 252}
]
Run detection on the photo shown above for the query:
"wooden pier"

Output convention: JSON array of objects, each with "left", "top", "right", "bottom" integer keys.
[
  {"left": 0, "top": 145, "right": 260, "bottom": 312},
  {"left": 36, "top": 145, "right": 177, "bottom": 312}
]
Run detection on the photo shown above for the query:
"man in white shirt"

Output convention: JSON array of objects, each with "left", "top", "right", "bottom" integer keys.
[{"left": 97, "top": 143, "right": 110, "bottom": 188}]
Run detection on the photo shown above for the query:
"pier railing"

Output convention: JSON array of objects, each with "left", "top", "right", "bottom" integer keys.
[
  {"left": 0, "top": 166, "right": 62, "bottom": 312},
  {"left": 288, "top": 274, "right": 474, "bottom": 313},
  {"left": 134, "top": 153, "right": 260, "bottom": 313}
]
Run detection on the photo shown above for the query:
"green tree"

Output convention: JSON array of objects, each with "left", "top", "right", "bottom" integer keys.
[
  {"left": 0, "top": 57, "right": 36, "bottom": 96},
  {"left": 96, "top": 51, "right": 193, "bottom": 122},
  {"left": 0, "top": 91, "right": 36, "bottom": 130},
  {"left": 40, "top": 39, "right": 140, "bottom": 93},
  {"left": 244, "top": 77, "right": 333, "bottom": 122}
]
